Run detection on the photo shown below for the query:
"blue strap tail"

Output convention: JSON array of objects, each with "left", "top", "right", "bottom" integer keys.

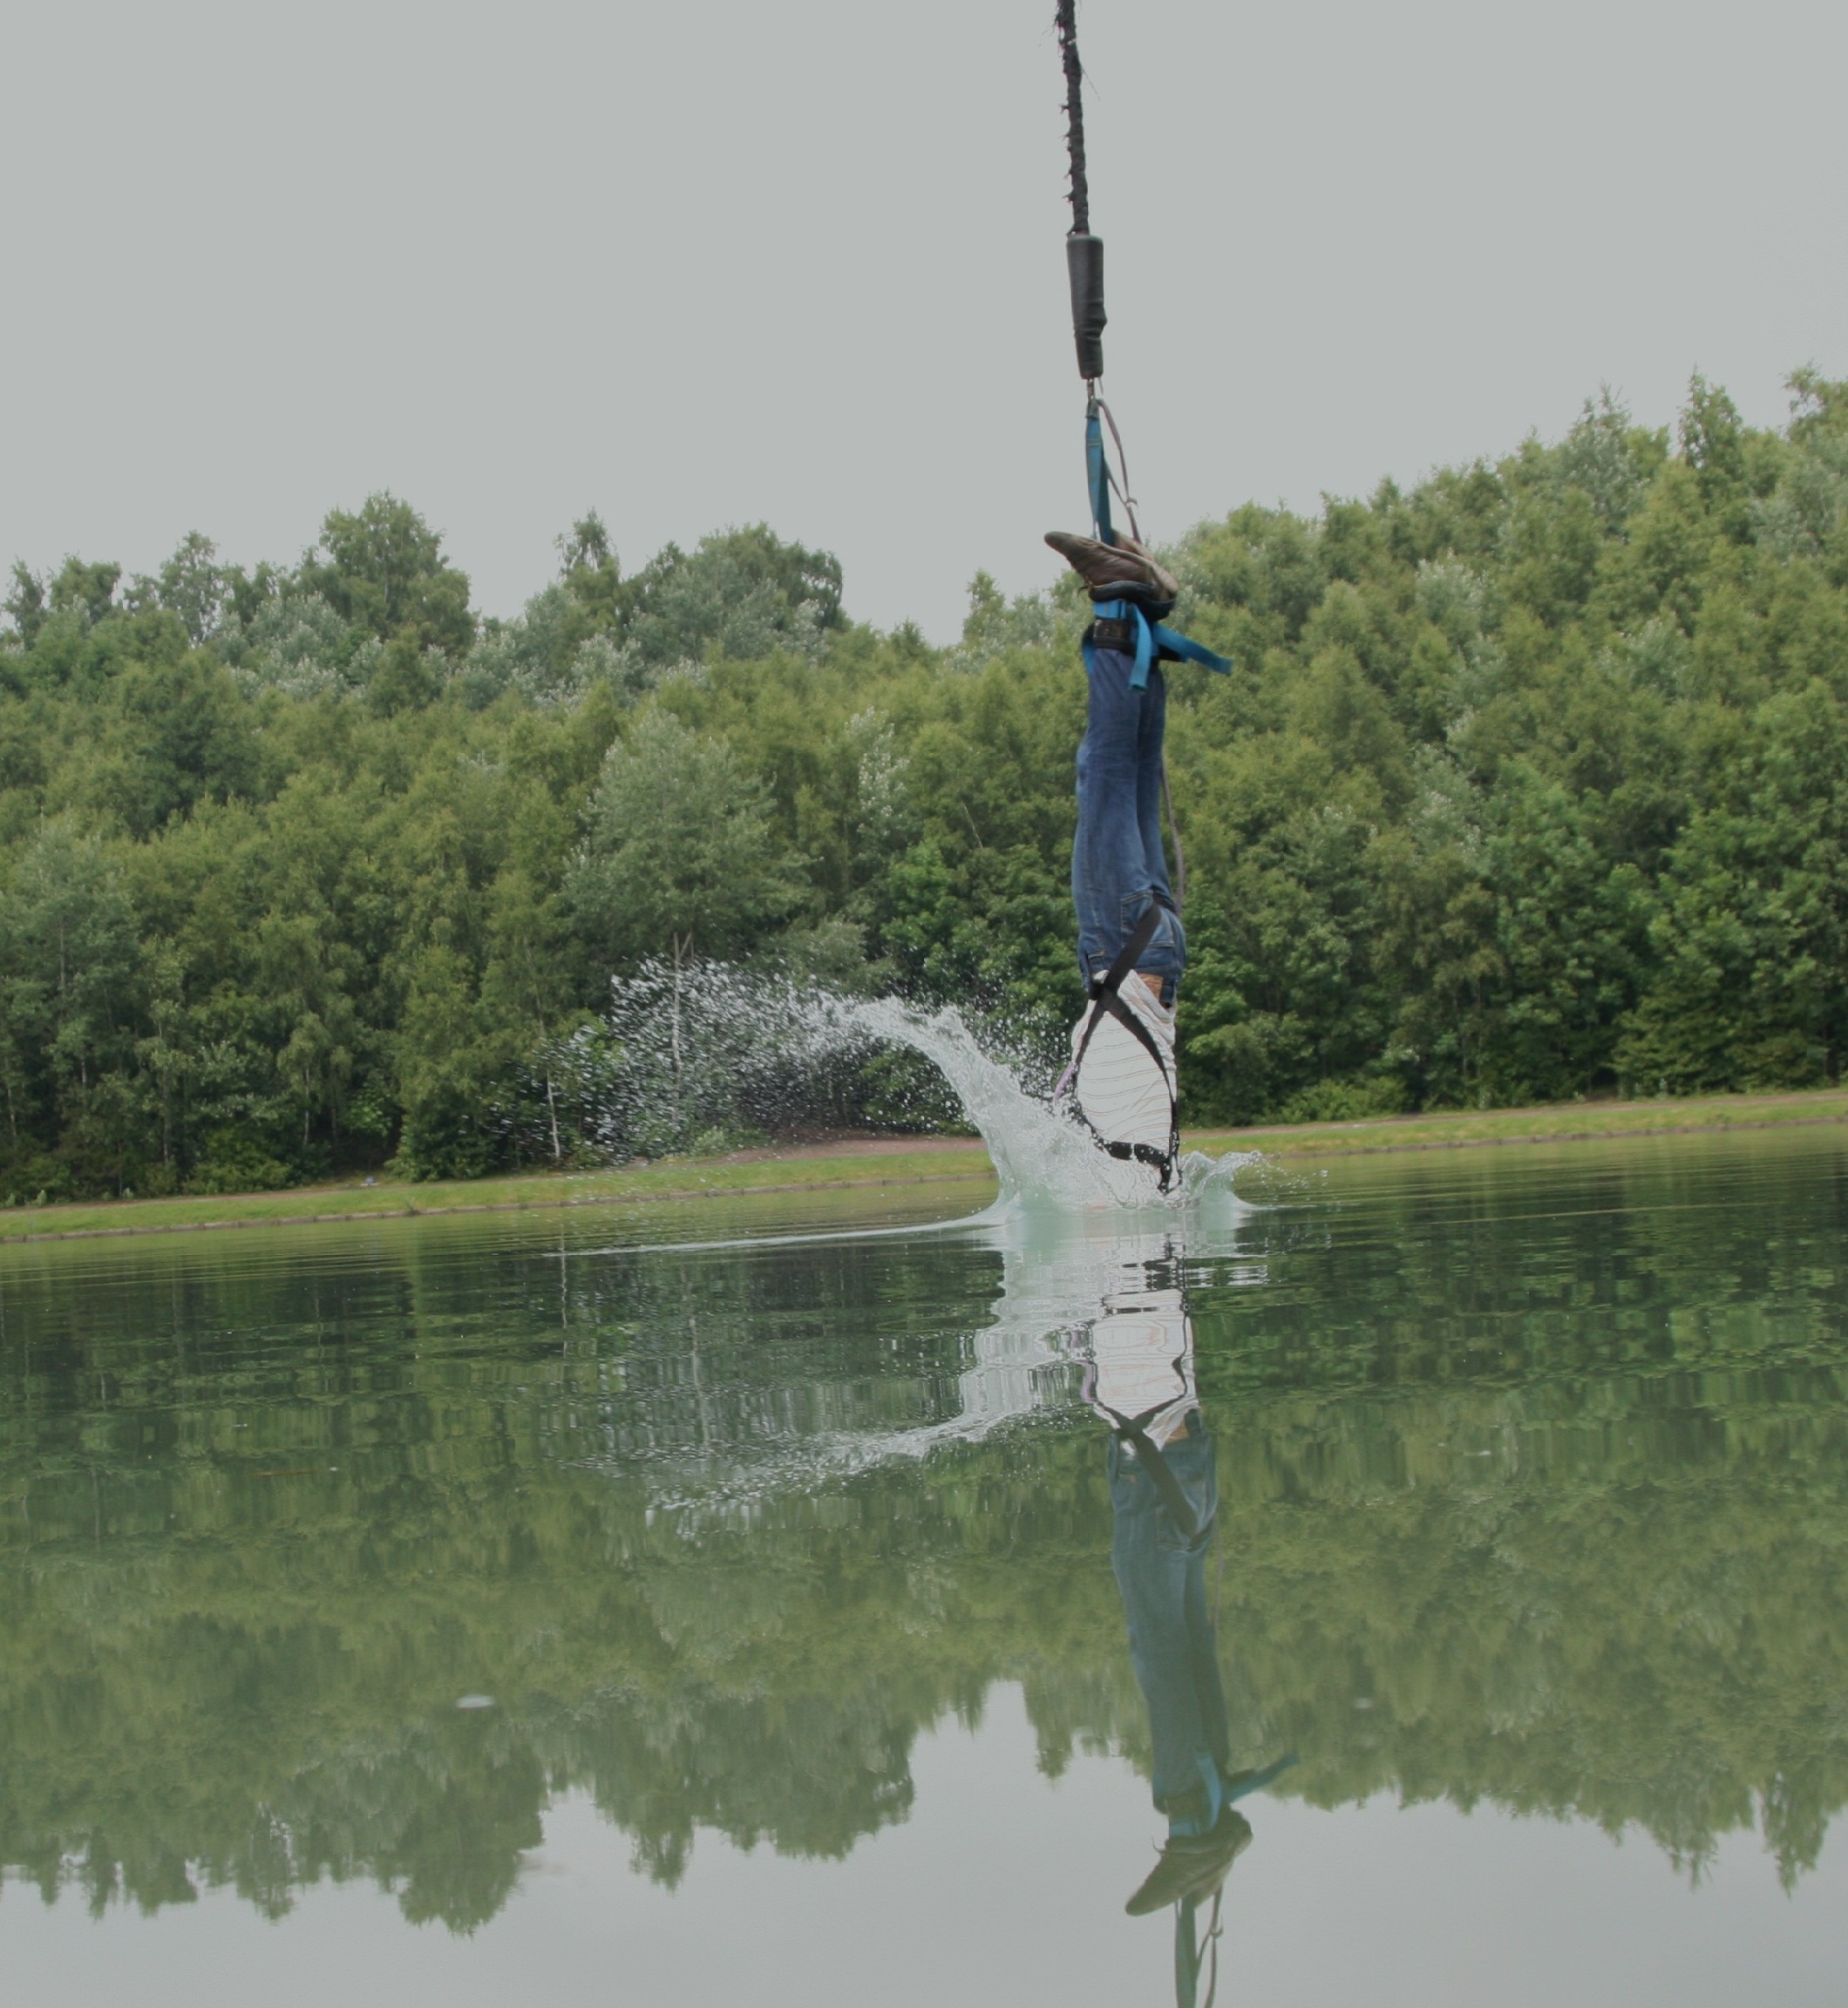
[
  {"left": 1152, "top": 624, "right": 1232, "bottom": 676},
  {"left": 1222, "top": 1753, "right": 1300, "bottom": 1805}
]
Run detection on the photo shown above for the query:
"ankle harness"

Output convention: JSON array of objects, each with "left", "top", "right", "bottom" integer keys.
[
  {"left": 1086, "top": 597, "right": 1233, "bottom": 691},
  {"left": 1080, "top": 404, "right": 1234, "bottom": 689}
]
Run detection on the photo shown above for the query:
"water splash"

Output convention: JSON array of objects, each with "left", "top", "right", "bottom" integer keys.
[
  {"left": 600, "top": 1202, "right": 1267, "bottom": 1522},
  {"left": 594, "top": 960, "right": 1258, "bottom": 1211},
  {"left": 564, "top": 971, "right": 1269, "bottom": 1520},
  {"left": 817, "top": 992, "right": 1253, "bottom": 1210}
]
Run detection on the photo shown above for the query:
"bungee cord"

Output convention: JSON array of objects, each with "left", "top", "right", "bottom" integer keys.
[
  {"left": 1056, "top": 0, "right": 1090, "bottom": 238},
  {"left": 1056, "top": 0, "right": 1131, "bottom": 541},
  {"left": 1053, "top": 2, "right": 1220, "bottom": 911}
]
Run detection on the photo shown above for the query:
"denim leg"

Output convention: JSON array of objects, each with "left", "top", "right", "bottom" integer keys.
[
  {"left": 1108, "top": 1431, "right": 1229, "bottom": 1817},
  {"left": 1136, "top": 659, "right": 1170, "bottom": 902},
  {"left": 1074, "top": 646, "right": 1186, "bottom": 1001}
]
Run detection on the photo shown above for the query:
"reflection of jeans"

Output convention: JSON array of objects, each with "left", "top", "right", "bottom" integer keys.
[
  {"left": 1109, "top": 1428, "right": 1228, "bottom": 1815},
  {"left": 1073, "top": 646, "right": 1186, "bottom": 1000}
]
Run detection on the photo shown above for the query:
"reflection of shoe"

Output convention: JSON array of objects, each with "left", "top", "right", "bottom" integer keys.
[
  {"left": 1045, "top": 529, "right": 1180, "bottom": 606},
  {"left": 1124, "top": 1807, "right": 1253, "bottom": 1916}
]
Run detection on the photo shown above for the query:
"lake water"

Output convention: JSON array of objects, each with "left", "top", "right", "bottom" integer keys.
[{"left": 3, "top": 1131, "right": 1847, "bottom": 2006}]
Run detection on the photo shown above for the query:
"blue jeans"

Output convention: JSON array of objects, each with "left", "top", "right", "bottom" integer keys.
[
  {"left": 1073, "top": 645, "right": 1186, "bottom": 1002},
  {"left": 1108, "top": 1429, "right": 1229, "bottom": 1821}
]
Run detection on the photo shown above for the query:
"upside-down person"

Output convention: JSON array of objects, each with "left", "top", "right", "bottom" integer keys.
[
  {"left": 1047, "top": 526, "right": 1191, "bottom": 1194},
  {"left": 1068, "top": 1240, "right": 1295, "bottom": 1947}
]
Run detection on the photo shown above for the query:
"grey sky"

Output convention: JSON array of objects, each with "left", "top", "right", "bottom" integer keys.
[{"left": 3, "top": 0, "right": 1844, "bottom": 641}]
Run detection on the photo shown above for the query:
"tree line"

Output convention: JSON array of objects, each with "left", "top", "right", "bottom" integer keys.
[{"left": 5, "top": 370, "right": 1848, "bottom": 1197}]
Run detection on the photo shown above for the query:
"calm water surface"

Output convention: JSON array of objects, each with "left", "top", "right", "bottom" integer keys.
[{"left": 3, "top": 1135, "right": 1847, "bottom": 2005}]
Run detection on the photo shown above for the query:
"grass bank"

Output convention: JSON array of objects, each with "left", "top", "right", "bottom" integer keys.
[
  {"left": 5, "top": 1087, "right": 1848, "bottom": 1245},
  {"left": 1188, "top": 1084, "right": 1848, "bottom": 1159},
  {"left": 0, "top": 1142, "right": 995, "bottom": 1246}
]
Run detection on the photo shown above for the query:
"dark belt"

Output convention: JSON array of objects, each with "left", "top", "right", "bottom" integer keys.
[{"left": 1089, "top": 616, "right": 1138, "bottom": 651}]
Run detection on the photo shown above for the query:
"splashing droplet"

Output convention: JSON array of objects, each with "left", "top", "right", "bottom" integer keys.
[{"left": 571, "top": 960, "right": 1257, "bottom": 1210}]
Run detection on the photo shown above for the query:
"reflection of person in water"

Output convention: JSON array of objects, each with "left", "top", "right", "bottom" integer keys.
[{"left": 1077, "top": 1252, "right": 1292, "bottom": 2005}]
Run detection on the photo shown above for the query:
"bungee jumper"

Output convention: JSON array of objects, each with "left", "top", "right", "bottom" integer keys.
[{"left": 1046, "top": 0, "right": 1233, "bottom": 1197}]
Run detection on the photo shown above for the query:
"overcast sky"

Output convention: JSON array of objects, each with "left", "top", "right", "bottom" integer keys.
[{"left": 3, "top": 0, "right": 1844, "bottom": 640}]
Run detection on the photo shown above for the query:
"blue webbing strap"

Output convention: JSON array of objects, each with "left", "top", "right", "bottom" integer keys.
[
  {"left": 1085, "top": 403, "right": 1114, "bottom": 546},
  {"left": 1222, "top": 1753, "right": 1301, "bottom": 1806},
  {"left": 1092, "top": 598, "right": 1233, "bottom": 690}
]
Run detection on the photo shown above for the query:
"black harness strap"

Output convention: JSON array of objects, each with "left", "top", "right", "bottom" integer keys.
[
  {"left": 1099, "top": 1399, "right": 1213, "bottom": 1549},
  {"left": 1068, "top": 900, "right": 1181, "bottom": 1191},
  {"left": 1073, "top": 900, "right": 1164, "bottom": 1067}
]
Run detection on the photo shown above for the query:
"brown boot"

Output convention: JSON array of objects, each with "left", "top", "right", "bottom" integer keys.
[
  {"left": 1045, "top": 529, "right": 1180, "bottom": 605},
  {"left": 1124, "top": 1807, "right": 1253, "bottom": 1916}
]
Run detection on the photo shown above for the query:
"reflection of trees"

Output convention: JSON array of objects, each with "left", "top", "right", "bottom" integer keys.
[
  {"left": 0, "top": 1211, "right": 1118, "bottom": 1931},
  {"left": 1211, "top": 1372, "right": 1848, "bottom": 1884},
  {"left": 1196, "top": 1137, "right": 1848, "bottom": 1886},
  {"left": 2, "top": 1141, "right": 1847, "bottom": 1928},
  {"left": 0, "top": 1428, "right": 1120, "bottom": 1929}
]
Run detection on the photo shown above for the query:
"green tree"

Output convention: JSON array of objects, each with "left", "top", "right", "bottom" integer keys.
[
  {"left": 299, "top": 492, "right": 474, "bottom": 655},
  {"left": 568, "top": 706, "right": 803, "bottom": 970},
  {"left": 97, "top": 648, "right": 261, "bottom": 838},
  {"left": 393, "top": 943, "right": 506, "bottom": 1180},
  {"left": 157, "top": 531, "right": 228, "bottom": 646},
  {"left": 1618, "top": 682, "right": 1848, "bottom": 1092},
  {"left": 48, "top": 555, "right": 122, "bottom": 626},
  {"left": 0, "top": 824, "right": 143, "bottom": 1191},
  {"left": 3, "top": 562, "right": 46, "bottom": 645},
  {"left": 622, "top": 525, "right": 844, "bottom": 668}
]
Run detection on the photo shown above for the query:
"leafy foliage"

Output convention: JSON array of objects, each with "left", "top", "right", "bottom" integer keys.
[{"left": 8, "top": 373, "right": 1848, "bottom": 1191}]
